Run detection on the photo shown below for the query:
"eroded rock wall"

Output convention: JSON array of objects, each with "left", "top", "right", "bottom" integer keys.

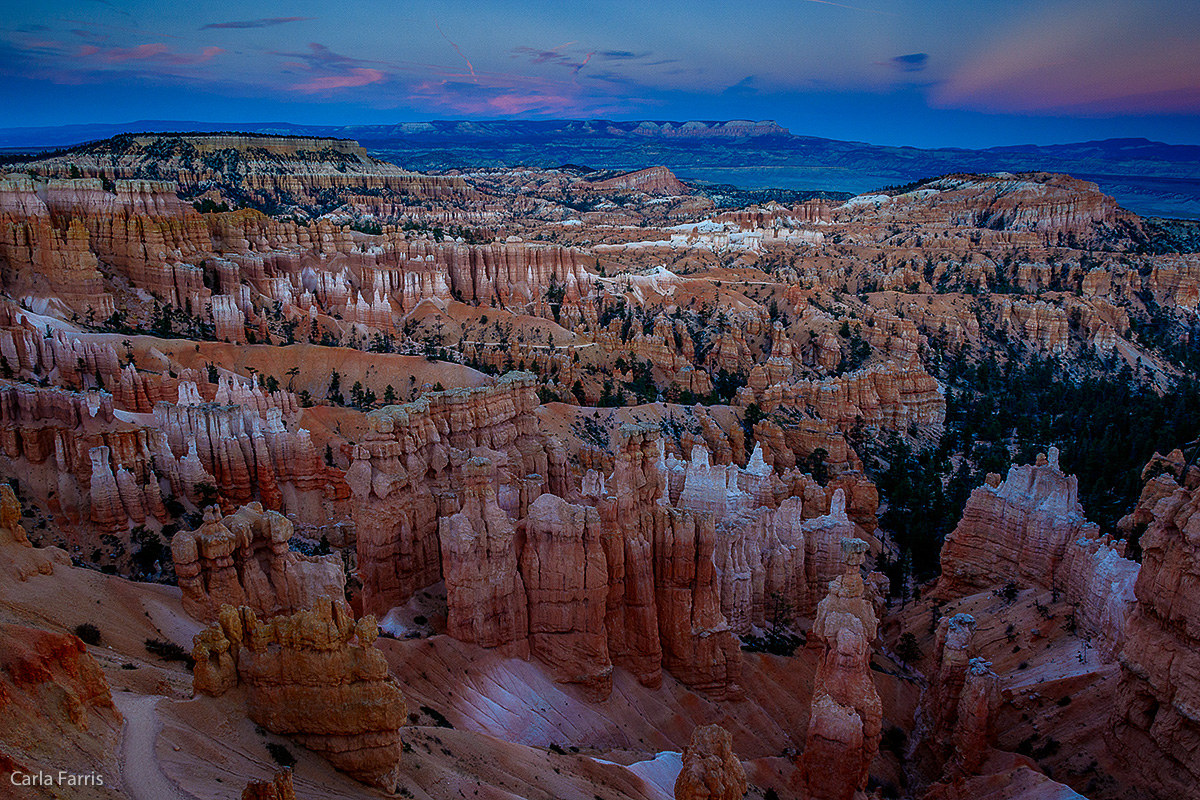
[{"left": 192, "top": 597, "right": 407, "bottom": 792}]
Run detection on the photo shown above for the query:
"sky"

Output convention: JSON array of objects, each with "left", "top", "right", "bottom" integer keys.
[{"left": 1, "top": 0, "right": 1198, "bottom": 148}]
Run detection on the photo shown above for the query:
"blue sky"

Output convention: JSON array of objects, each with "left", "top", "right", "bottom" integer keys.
[{"left": 1, "top": 0, "right": 1198, "bottom": 147}]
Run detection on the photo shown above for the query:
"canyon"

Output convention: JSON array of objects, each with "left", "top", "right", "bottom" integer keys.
[{"left": 0, "top": 131, "right": 1197, "bottom": 800}]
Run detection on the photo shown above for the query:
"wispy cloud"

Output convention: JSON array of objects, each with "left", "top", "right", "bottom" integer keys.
[
  {"left": 291, "top": 67, "right": 385, "bottom": 93},
  {"left": 76, "top": 42, "right": 223, "bottom": 65},
  {"left": 201, "top": 17, "right": 313, "bottom": 30},
  {"left": 512, "top": 42, "right": 576, "bottom": 66},
  {"left": 889, "top": 53, "right": 929, "bottom": 73},
  {"left": 512, "top": 42, "right": 597, "bottom": 76},
  {"left": 801, "top": 0, "right": 894, "bottom": 15}
]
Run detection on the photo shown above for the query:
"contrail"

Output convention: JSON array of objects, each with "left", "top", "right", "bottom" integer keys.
[
  {"left": 802, "top": 0, "right": 895, "bottom": 15},
  {"left": 435, "top": 18, "right": 476, "bottom": 81},
  {"left": 574, "top": 51, "right": 595, "bottom": 75}
]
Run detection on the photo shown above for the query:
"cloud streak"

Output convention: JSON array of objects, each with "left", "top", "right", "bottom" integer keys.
[
  {"left": 889, "top": 53, "right": 928, "bottom": 73},
  {"left": 291, "top": 67, "right": 385, "bottom": 93},
  {"left": 76, "top": 42, "right": 223, "bottom": 65},
  {"left": 202, "top": 17, "right": 312, "bottom": 30}
]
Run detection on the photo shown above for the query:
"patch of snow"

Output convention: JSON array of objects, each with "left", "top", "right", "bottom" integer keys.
[
  {"left": 625, "top": 751, "right": 683, "bottom": 800},
  {"left": 841, "top": 194, "right": 890, "bottom": 209}
]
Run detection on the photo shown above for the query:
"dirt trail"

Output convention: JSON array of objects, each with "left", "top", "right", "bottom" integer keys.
[{"left": 112, "top": 693, "right": 190, "bottom": 800}]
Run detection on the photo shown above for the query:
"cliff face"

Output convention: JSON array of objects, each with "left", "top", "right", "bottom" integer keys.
[
  {"left": 352, "top": 401, "right": 746, "bottom": 700},
  {"left": 586, "top": 166, "right": 689, "bottom": 195},
  {"left": 438, "top": 457, "right": 529, "bottom": 656},
  {"left": 28, "top": 133, "right": 474, "bottom": 212},
  {"left": 192, "top": 597, "right": 408, "bottom": 792},
  {"left": 663, "top": 440, "right": 878, "bottom": 630},
  {"left": 936, "top": 448, "right": 1139, "bottom": 656},
  {"left": 749, "top": 359, "right": 946, "bottom": 434},
  {"left": 1108, "top": 473, "right": 1200, "bottom": 800},
  {"left": 521, "top": 491, "right": 612, "bottom": 700},
  {"left": 911, "top": 614, "right": 1000, "bottom": 787},
  {"left": 172, "top": 502, "right": 345, "bottom": 623},
  {"left": 348, "top": 373, "right": 548, "bottom": 617},
  {"left": 0, "top": 364, "right": 342, "bottom": 567},
  {"left": 835, "top": 172, "right": 1136, "bottom": 246}
]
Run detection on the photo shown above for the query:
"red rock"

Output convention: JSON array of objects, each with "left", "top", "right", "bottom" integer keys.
[
  {"left": 912, "top": 614, "right": 1000, "bottom": 786},
  {"left": 242, "top": 770, "right": 297, "bottom": 800},
  {"left": 0, "top": 622, "right": 121, "bottom": 785},
  {"left": 521, "top": 492, "right": 612, "bottom": 699},
  {"left": 674, "top": 724, "right": 748, "bottom": 800},
  {"left": 1108, "top": 475, "right": 1200, "bottom": 800},
  {"left": 800, "top": 538, "right": 881, "bottom": 800},
  {"left": 192, "top": 597, "right": 408, "bottom": 792},
  {"left": 438, "top": 457, "right": 529, "bottom": 656},
  {"left": 937, "top": 449, "right": 1138, "bottom": 656},
  {"left": 172, "top": 502, "right": 345, "bottom": 623}
]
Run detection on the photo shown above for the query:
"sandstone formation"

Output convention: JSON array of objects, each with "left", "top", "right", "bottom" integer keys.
[
  {"left": 3, "top": 130, "right": 1198, "bottom": 800},
  {"left": 835, "top": 173, "right": 1135, "bottom": 246},
  {"left": 172, "top": 502, "right": 345, "bottom": 622},
  {"left": 0, "top": 483, "right": 71, "bottom": 581},
  {"left": 192, "top": 597, "right": 407, "bottom": 792},
  {"left": 937, "top": 448, "right": 1139, "bottom": 655},
  {"left": 439, "top": 457, "right": 529, "bottom": 656},
  {"left": 673, "top": 724, "right": 748, "bottom": 800},
  {"left": 911, "top": 614, "right": 1000, "bottom": 786},
  {"left": 0, "top": 622, "right": 121, "bottom": 786},
  {"left": 1108, "top": 470, "right": 1200, "bottom": 800},
  {"left": 587, "top": 166, "right": 689, "bottom": 195},
  {"left": 349, "top": 373, "right": 549, "bottom": 617},
  {"left": 521, "top": 491, "right": 612, "bottom": 699},
  {"left": 800, "top": 538, "right": 882, "bottom": 800},
  {"left": 242, "top": 770, "right": 298, "bottom": 800},
  {"left": 747, "top": 358, "right": 946, "bottom": 435}
]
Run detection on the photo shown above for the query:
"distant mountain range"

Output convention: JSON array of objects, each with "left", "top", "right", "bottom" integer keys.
[{"left": 3, "top": 119, "right": 1198, "bottom": 218}]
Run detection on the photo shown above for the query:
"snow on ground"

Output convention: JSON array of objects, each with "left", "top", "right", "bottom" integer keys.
[
  {"left": 623, "top": 751, "right": 683, "bottom": 800},
  {"left": 841, "top": 194, "right": 890, "bottom": 209}
]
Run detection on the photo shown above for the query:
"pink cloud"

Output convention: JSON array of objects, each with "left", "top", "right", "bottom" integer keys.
[
  {"left": 75, "top": 42, "right": 223, "bottom": 65},
  {"left": 291, "top": 67, "right": 385, "bottom": 93}
]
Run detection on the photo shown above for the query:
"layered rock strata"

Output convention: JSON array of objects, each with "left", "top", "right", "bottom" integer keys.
[
  {"left": 438, "top": 457, "right": 529, "bottom": 656},
  {"left": 521, "top": 492, "right": 612, "bottom": 699},
  {"left": 937, "top": 449, "right": 1138, "bottom": 655},
  {"left": 242, "top": 770, "right": 298, "bottom": 800},
  {"left": 192, "top": 597, "right": 407, "bottom": 792},
  {"left": 0, "top": 622, "right": 122, "bottom": 786},
  {"left": 1108, "top": 472, "right": 1200, "bottom": 800},
  {"left": 799, "top": 538, "right": 882, "bottom": 800},
  {"left": 911, "top": 614, "right": 1000, "bottom": 786},
  {"left": 349, "top": 373, "right": 548, "bottom": 617},
  {"left": 172, "top": 503, "right": 345, "bottom": 623},
  {"left": 674, "top": 724, "right": 748, "bottom": 800}
]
